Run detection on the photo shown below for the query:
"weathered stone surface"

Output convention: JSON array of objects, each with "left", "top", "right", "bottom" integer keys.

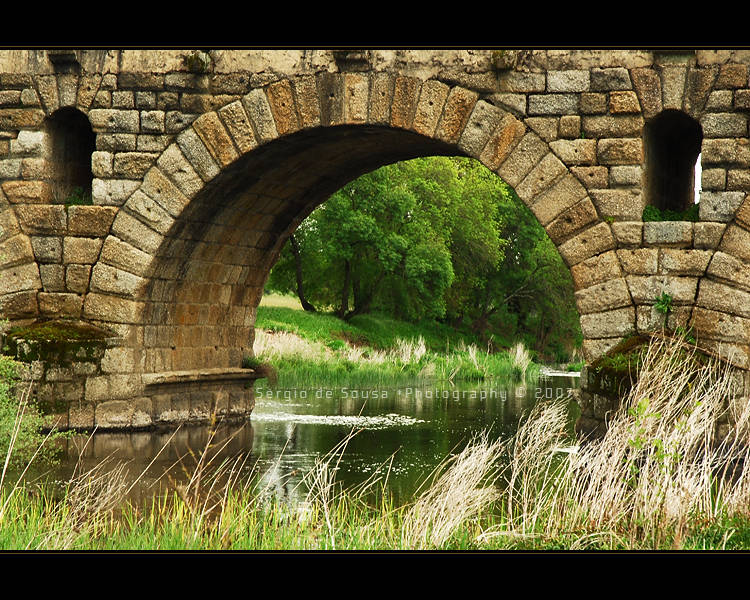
[
  {"left": 575, "top": 277, "right": 631, "bottom": 314},
  {"left": 701, "top": 113, "right": 748, "bottom": 138},
  {"left": 547, "top": 70, "right": 590, "bottom": 92},
  {"left": 191, "top": 111, "right": 239, "bottom": 167},
  {"left": 643, "top": 221, "right": 693, "bottom": 247},
  {"left": 631, "top": 68, "right": 662, "bottom": 117},
  {"left": 570, "top": 250, "right": 622, "bottom": 289},
  {"left": 241, "top": 88, "right": 278, "bottom": 143},
  {"left": 528, "top": 93, "right": 578, "bottom": 115},
  {"left": 545, "top": 198, "right": 598, "bottom": 244},
  {"left": 580, "top": 306, "right": 635, "bottom": 338},
  {"left": 590, "top": 67, "right": 632, "bottom": 91},
  {"left": 694, "top": 222, "right": 726, "bottom": 249},
  {"left": 479, "top": 113, "right": 526, "bottom": 171},
  {"left": 496, "top": 132, "right": 549, "bottom": 188},
  {"left": 515, "top": 152, "right": 567, "bottom": 201},
  {"left": 571, "top": 166, "right": 609, "bottom": 189},
  {"left": 719, "top": 224, "right": 750, "bottom": 263},
  {"left": 597, "top": 138, "right": 643, "bottom": 165},
  {"left": 611, "top": 222, "right": 643, "bottom": 247},
  {"left": 558, "top": 222, "right": 615, "bottom": 266},
  {"left": 617, "top": 248, "right": 658, "bottom": 275},
  {"left": 626, "top": 274, "right": 698, "bottom": 304},
  {"left": 390, "top": 76, "right": 419, "bottom": 130},
  {"left": 266, "top": 79, "right": 301, "bottom": 135},
  {"left": 609, "top": 91, "right": 641, "bottom": 113},
  {"left": 702, "top": 138, "right": 750, "bottom": 168},
  {"left": 413, "top": 79, "right": 450, "bottom": 137},
  {"left": 699, "top": 191, "right": 745, "bottom": 222},
  {"left": 590, "top": 189, "right": 644, "bottom": 220},
  {"left": 63, "top": 237, "right": 103, "bottom": 264},
  {"left": 92, "top": 178, "right": 141, "bottom": 206},
  {"left": 435, "top": 86, "right": 478, "bottom": 144},
  {"left": 67, "top": 205, "right": 117, "bottom": 236},
  {"left": 529, "top": 173, "right": 588, "bottom": 226},
  {"left": 549, "top": 138, "right": 596, "bottom": 165}
]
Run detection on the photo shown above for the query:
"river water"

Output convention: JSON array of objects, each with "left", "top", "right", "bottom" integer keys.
[{"left": 41, "top": 370, "right": 580, "bottom": 508}]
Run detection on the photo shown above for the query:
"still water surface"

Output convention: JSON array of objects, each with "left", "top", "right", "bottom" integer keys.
[{"left": 48, "top": 371, "right": 580, "bottom": 507}]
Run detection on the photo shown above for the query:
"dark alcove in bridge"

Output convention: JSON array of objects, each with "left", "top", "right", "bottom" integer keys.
[
  {"left": 45, "top": 107, "right": 96, "bottom": 202},
  {"left": 644, "top": 109, "right": 703, "bottom": 214}
]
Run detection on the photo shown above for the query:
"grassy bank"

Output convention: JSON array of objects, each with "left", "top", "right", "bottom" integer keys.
[
  {"left": 3, "top": 335, "right": 750, "bottom": 550},
  {"left": 250, "top": 295, "right": 542, "bottom": 387}
]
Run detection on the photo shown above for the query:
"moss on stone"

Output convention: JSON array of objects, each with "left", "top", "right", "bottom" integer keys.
[{"left": 2, "top": 319, "right": 114, "bottom": 364}]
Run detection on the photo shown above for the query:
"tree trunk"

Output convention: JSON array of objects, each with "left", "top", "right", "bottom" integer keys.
[
  {"left": 337, "top": 259, "right": 351, "bottom": 318},
  {"left": 289, "top": 234, "right": 316, "bottom": 312}
]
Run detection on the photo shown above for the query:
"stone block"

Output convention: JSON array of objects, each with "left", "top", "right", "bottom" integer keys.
[
  {"left": 701, "top": 168, "right": 726, "bottom": 191},
  {"left": 701, "top": 113, "right": 748, "bottom": 138},
  {"left": 241, "top": 88, "right": 279, "bottom": 143},
  {"left": 609, "top": 165, "right": 642, "bottom": 187},
  {"left": 266, "top": 79, "right": 301, "bottom": 135},
  {"left": 38, "top": 292, "right": 83, "bottom": 317},
  {"left": 590, "top": 67, "right": 632, "bottom": 91},
  {"left": 626, "top": 274, "right": 697, "bottom": 304},
  {"left": 110, "top": 210, "right": 164, "bottom": 255},
  {"left": 2, "top": 180, "right": 53, "bottom": 204},
  {"left": 95, "top": 400, "right": 134, "bottom": 430},
  {"left": 478, "top": 113, "right": 526, "bottom": 171},
  {"left": 30, "top": 236, "right": 62, "bottom": 263},
  {"left": 579, "top": 92, "right": 607, "bottom": 114},
  {"left": 700, "top": 191, "right": 745, "bottom": 222},
  {"left": 693, "top": 222, "right": 726, "bottom": 249},
  {"left": 597, "top": 138, "right": 643, "bottom": 165},
  {"left": 458, "top": 100, "right": 505, "bottom": 157},
  {"left": 113, "top": 152, "right": 158, "bottom": 179},
  {"left": 436, "top": 86, "right": 478, "bottom": 144},
  {"left": 217, "top": 99, "right": 257, "bottom": 154},
  {"left": 659, "top": 249, "right": 712, "bottom": 275},
  {"left": 66, "top": 205, "right": 117, "bottom": 236},
  {"left": 661, "top": 66, "right": 688, "bottom": 110},
  {"left": 691, "top": 307, "right": 750, "bottom": 344},
  {"left": 96, "top": 133, "right": 137, "bottom": 152},
  {"left": 571, "top": 166, "right": 609, "bottom": 189},
  {"left": 90, "top": 262, "right": 146, "bottom": 296},
  {"left": 65, "top": 264, "right": 92, "bottom": 293},
  {"left": 514, "top": 153, "right": 567, "bottom": 201},
  {"left": 590, "top": 189, "right": 644, "bottom": 220},
  {"left": 609, "top": 91, "right": 641, "bottom": 113},
  {"left": 617, "top": 248, "right": 658, "bottom": 275},
  {"left": 498, "top": 71, "right": 545, "bottom": 93},
  {"left": 547, "top": 70, "right": 590, "bottom": 92},
  {"left": 140, "top": 110, "right": 165, "bottom": 134},
  {"left": 39, "top": 263, "right": 65, "bottom": 291},
  {"left": 15, "top": 205, "right": 66, "bottom": 235},
  {"left": 10, "top": 130, "right": 45, "bottom": 155},
  {"left": 91, "top": 151, "right": 113, "bottom": 178},
  {"left": 558, "top": 115, "right": 581, "bottom": 139},
  {"left": 367, "top": 72, "right": 394, "bottom": 125},
  {"left": 528, "top": 93, "right": 578, "bottom": 115},
  {"left": 83, "top": 292, "right": 145, "bottom": 324},
  {"left": 575, "top": 277, "right": 632, "bottom": 314},
  {"left": 496, "top": 132, "right": 549, "bottom": 188},
  {"left": 643, "top": 221, "right": 693, "bottom": 247},
  {"left": 549, "top": 138, "right": 596, "bottom": 165},
  {"left": 156, "top": 144, "right": 204, "bottom": 198},
  {"left": 570, "top": 250, "right": 622, "bottom": 290},
  {"left": 698, "top": 279, "right": 750, "bottom": 319},
  {"left": 529, "top": 173, "right": 588, "bottom": 226},
  {"left": 580, "top": 306, "right": 635, "bottom": 339},
  {"left": 583, "top": 116, "right": 644, "bottom": 138},
  {"left": 716, "top": 64, "right": 748, "bottom": 89},
  {"left": 342, "top": 73, "right": 369, "bottom": 125},
  {"left": 88, "top": 109, "right": 140, "bottom": 133},
  {"left": 702, "top": 139, "right": 750, "bottom": 168},
  {"left": 528, "top": 116, "right": 561, "bottom": 145},
  {"left": 545, "top": 198, "right": 598, "bottom": 244},
  {"left": 707, "top": 251, "right": 750, "bottom": 292},
  {"left": 127, "top": 190, "right": 175, "bottom": 235},
  {"left": 719, "top": 224, "right": 750, "bottom": 263},
  {"left": 611, "top": 222, "right": 643, "bottom": 247},
  {"left": 728, "top": 169, "right": 750, "bottom": 191},
  {"left": 176, "top": 127, "right": 220, "bottom": 182},
  {"left": 558, "top": 221, "right": 615, "bottom": 266},
  {"left": 637, "top": 304, "right": 692, "bottom": 333},
  {"left": 91, "top": 178, "right": 141, "bottom": 206}
]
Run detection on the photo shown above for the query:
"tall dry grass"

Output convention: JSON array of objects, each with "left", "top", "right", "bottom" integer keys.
[{"left": 485, "top": 334, "right": 750, "bottom": 549}]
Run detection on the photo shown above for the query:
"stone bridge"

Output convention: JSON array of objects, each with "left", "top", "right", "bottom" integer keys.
[{"left": 1, "top": 48, "right": 750, "bottom": 432}]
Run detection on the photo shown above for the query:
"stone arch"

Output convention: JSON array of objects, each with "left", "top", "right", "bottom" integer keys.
[{"left": 84, "top": 72, "right": 640, "bottom": 379}]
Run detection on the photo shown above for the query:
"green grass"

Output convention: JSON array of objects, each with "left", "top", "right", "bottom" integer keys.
[{"left": 251, "top": 299, "right": 537, "bottom": 387}]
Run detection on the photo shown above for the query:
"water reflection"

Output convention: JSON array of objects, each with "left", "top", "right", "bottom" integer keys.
[{"left": 45, "top": 373, "right": 580, "bottom": 508}]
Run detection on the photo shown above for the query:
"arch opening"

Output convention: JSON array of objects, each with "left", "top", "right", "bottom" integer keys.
[
  {"left": 643, "top": 109, "right": 703, "bottom": 215},
  {"left": 45, "top": 107, "right": 95, "bottom": 203}
]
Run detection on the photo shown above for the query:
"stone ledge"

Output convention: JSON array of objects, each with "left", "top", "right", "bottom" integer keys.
[{"left": 142, "top": 367, "right": 259, "bottom": 387}]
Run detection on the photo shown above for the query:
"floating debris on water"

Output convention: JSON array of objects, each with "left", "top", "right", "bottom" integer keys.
[{"left": 251, "top": 412, "right": 426, "bottom": 429}]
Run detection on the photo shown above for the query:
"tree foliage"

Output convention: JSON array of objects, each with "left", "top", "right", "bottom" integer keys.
[{"left": 266, "top": 156, "right": 582, "bottom": 360}]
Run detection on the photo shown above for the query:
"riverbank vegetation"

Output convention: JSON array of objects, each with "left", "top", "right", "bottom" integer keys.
[
  {"left": 266, "top": 156, "right": 582, "bottom": 364},
  {"left": 250, "top": 299, "right": 539, "bottom": 387},
  {"left": 3, "top": 335, "right": 750, "bottom": 550}
]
